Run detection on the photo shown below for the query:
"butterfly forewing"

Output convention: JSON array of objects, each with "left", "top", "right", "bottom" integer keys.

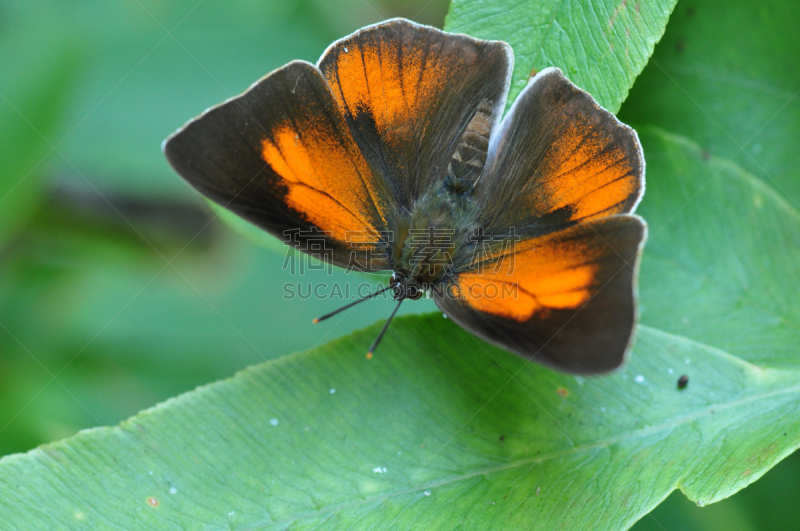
[
  {"left": 318, "top": 19, "right": 513, "bottom": 208},
  {"left": 477, "top": 68, "right": 644, "bottom": 238},
  {"left": 164, "top": 61, "right": 393, "bottom": 270}
]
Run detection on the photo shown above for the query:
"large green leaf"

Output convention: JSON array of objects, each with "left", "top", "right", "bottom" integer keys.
[
  {"left": 0, "top": 204, "right": 429, "bottom": 456},
  {"left": 1, "top": 131, "right": 798, "bottom": 528},
  {"left": 635, "top": 128, "right": 800, "bottom": 369},
  {"left": 445, "top": 0, "right": 678, "bottom": 112},
  {"left": 619, "top": 0, "right": 800, "bottom": 207},
  {"left": 0, "top": 316, "right": 797, "bottom": 529}
]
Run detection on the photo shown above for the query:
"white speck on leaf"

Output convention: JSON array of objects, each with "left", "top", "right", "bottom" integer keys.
[
  {"left": 373, "top": 466, "right": 387, "bottom": 474},
  {"left": 229, "top": 511, "right": 235, "bottom": 516},
  {"left": 685, "top": 358, "right": 691, "bottom": 365},
  {"left": 169, "top": 487, "right": 177, "bottom": 495},
  {"left": 634, "top": 375, "right": 645, "bottom": 384},
  {"left": 270, "top": 418, "right": 279, "bottom": 426},
  {"left": 148, "top": 471, "right": 153, "bottom": 475},
  {"left": 329, "top": 388, "right": 336, "bottom": 394},
  {"left": 424, "top": 490, "right": 431, "bottom": 496},
  {"left": 668, "top": 368, "right": 674, "bottom": 374}
]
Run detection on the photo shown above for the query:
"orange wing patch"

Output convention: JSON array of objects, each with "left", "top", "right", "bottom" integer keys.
[
  {"left": 534, "top": 116, "right": 638, "bottom": 222},
  {"left": 261, "top": 118, "right": 385, "bottom": 245},
  {"left": 164, "top": 60, "right": 394, "bottom": 271},
  {"left": 318, "top": 21, "right": 512, "bottom": 205},
  {"left": 478, "top": 68, "right": 643, "bottom": 233},
  {"left": 455, "top": 227, "right": 608, "bottom": 322},
  {"left": 325, "top": 40, "right": 446, "bottom": 145}
]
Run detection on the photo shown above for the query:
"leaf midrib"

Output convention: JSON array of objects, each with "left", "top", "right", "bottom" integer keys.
[{"left": 251, "top": 326, "right": 800, "bottom": 529}]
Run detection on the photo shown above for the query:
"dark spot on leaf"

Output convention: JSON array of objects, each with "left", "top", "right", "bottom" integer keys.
[
  {"left": 499, "top": 435, "right": 505, "bottom": 442},
  {"left": 676, "top": 41, "right": 686, "bottom": 53},
  {"left": 677, "top": 374, "right": 689, "bottom": 389},
  {"left": 556, "top": 387, "right": 569, "bottom": 398},
  {"left": 702, "top": 150, "right": 710, "bottom": 161},
  {"left": 687, "top": 6, "right": 696, "bottom": 18}
]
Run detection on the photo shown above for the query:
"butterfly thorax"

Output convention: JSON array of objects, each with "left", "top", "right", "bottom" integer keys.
[
  {"left": 390, "top": 99, "right": 494, "bottom": 298},
  {"left": 392, "top": 192, "right": 478, "bottom": 291}
]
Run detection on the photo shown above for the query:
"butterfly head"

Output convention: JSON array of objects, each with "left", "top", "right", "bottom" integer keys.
[{"left": 389, "top": 272, "right": 424, "bottom": 301}]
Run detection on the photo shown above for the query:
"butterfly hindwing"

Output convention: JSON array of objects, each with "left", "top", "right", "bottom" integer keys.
[
  {"left": 477, "top": 68, "right": 644, "bottom": 237},
  {"left": 164, "top": 61, "right": 392, "bottom": 270},
  {"left": 436, "top": 215, "right": 647, "bottom": 374}
]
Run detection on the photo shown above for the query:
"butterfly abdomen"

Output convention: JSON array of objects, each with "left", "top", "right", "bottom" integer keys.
[{"left": 443, "top": 99, "right": 493, "bottom": 196}]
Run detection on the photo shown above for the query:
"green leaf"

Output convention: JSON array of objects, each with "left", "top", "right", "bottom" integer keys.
[
  {"left": 619, "top": 0, "right": 800, "bottom": 207},
  {"left": 636, "top": 128, "right": 800, "bottom": 369},
  {"left": 1, "top": 129, "right": 799, "bottom": 526},
  {"left": 0, "top": 18, "right": 81, "bottom": 247},
  {"left": 445, "top": 0, "right": 678, "bottom": 112},
  {"left": 0, "top": 209, "right": 429, "bottom": 455},
  {"left": 45, "top": 0, "right": 392, "bottom": 200},
  {"left": 0, "top": 313, "right": 798, "bottom": 529}
]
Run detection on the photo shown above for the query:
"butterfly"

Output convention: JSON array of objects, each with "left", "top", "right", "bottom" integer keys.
[{"left": 164, "top": 18, "right": 646, "bottom": 374}]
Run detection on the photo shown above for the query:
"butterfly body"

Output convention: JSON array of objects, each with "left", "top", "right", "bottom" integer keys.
[
  {"left": 391, "top": 97, "right": 496, "bottom": 296},
  {"left": 164, "top": 19, "right": 647, "bottom": 374},
  {"left": 392, "top": 184, "right": 477, "bottom": 295}
]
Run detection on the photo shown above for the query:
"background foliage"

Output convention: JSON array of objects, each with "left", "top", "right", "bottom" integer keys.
[{"left": 0, "top": 0, "right": 798, "bottom": 528}]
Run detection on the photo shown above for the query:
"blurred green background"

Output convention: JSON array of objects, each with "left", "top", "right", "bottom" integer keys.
[{"left": 0, "top": 0, "right": 796, "bottom": 528}]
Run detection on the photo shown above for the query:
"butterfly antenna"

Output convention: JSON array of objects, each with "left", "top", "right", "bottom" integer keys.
[
  {"left": 366, "top": 299, "right": 403, "bottom": 358},
  {"left": 312, "top": 284, "right": 393, "bottom": 324}
]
